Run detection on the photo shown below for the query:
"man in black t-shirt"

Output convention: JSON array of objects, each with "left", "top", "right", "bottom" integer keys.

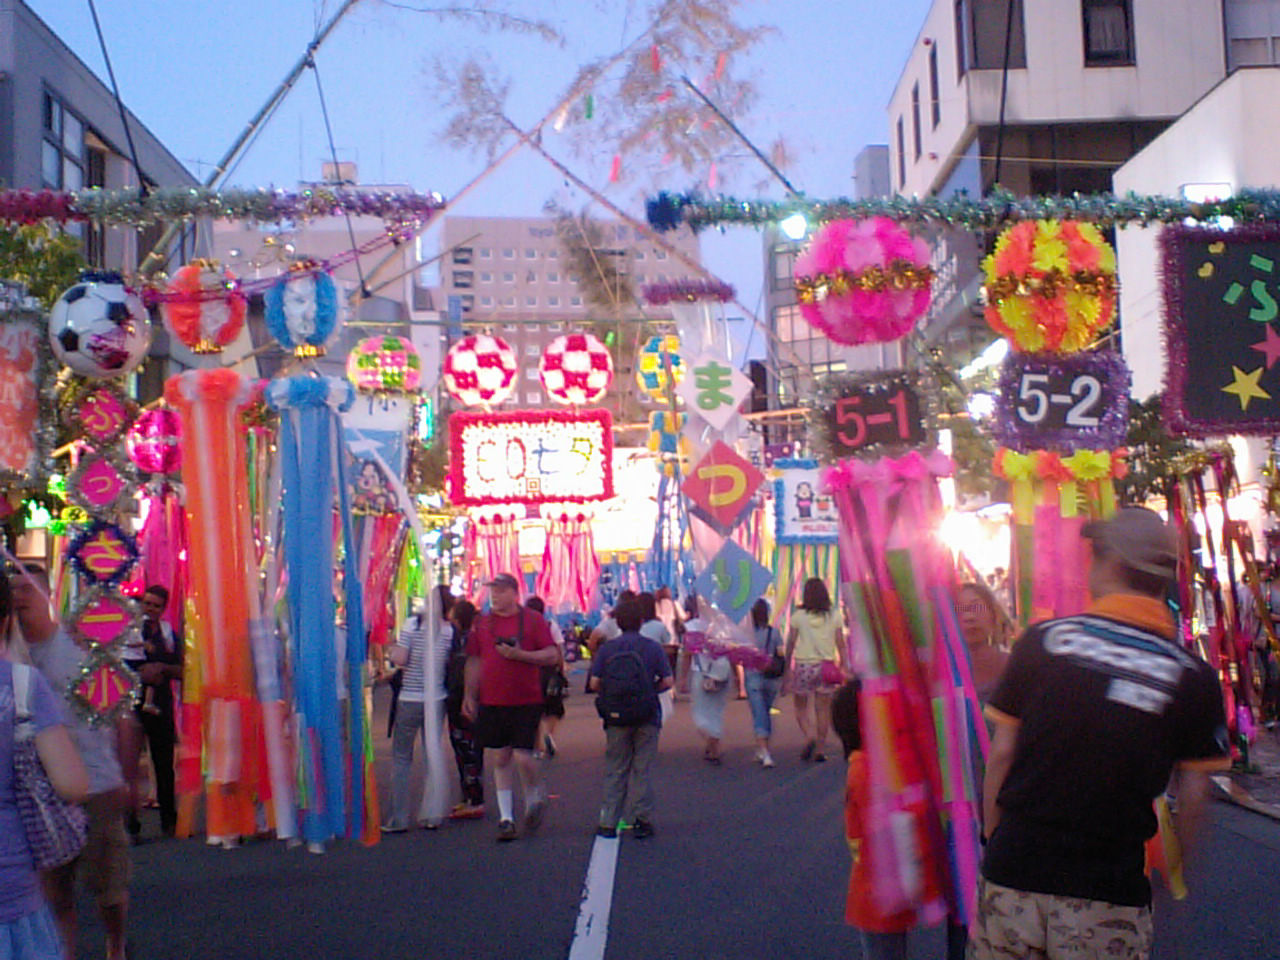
[{"left": 971, "top": 508, "right": 1230, "bottom": 960}]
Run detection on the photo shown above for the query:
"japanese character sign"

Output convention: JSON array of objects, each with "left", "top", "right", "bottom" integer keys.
[
  {"left": 682, "top": 441, "right": 764, "bottom": 535},
  {"left": 677, "top": 353, "right": 752, "bottom": 430},
  {"left": 448, "top": 408, "right": 615, "bottom": 506},
  {"left": 67, "top": 520, "right": 139, "bottom": 587},
  {"left": 692, "top": 540, "right": 773, "bottom": 624},
  {"left": 71, "top": 590, "right": 138, "bottom": 646},
  {"left": 1164, "top": 224, "right": 1280, "bottom": 435}
]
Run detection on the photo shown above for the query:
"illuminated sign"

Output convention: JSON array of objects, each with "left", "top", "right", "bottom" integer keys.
[{"left": 447, "top": 408, "right": 615, "bottom": 506}]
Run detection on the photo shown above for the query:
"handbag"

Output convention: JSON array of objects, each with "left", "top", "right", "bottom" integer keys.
[
  {"left": 699, "top": 654, "right": 731, "bottom": 692},
  {"left": 819, "top": 659, "right": 845, "bottom": 687},
  {"left": 542, "top": 666, "right": 569, "bottom": 700},
  {"left": 11, "top": 664, "right": 88, "bottom": 870},
  {"left": 761, "top": 627, "right": 786, "bottom": 679}
]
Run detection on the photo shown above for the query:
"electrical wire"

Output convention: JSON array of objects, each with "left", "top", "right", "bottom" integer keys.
[{"left": 86, "top": 0, "right": 147, "bottom": 196}]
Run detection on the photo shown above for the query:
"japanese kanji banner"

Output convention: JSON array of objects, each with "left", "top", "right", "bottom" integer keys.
[{"left": 1163, "top": 223, "right": 1280, "bottom": 436}]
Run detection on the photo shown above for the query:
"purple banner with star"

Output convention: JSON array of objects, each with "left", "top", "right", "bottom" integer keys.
[{"left": 1163, "top": 224, "right": 1280, "bottom": 437}]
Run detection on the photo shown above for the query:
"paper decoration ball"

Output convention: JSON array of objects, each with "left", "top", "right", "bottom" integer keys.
[
  {"left": 442, "top": 334, "right": 518, "bottom": 406},
  {"left": 635, "top": 334, "right": 684, "bottom": 401},
  {"left": 162, "top": 261, "right": 246, "bottom": 354},
  {"left": 49, "top": 275, "right": 152, "bottom": 379},
  {"left": 792, "top": 217, "right": 932, "bottom": 345},
  {"left": 539, "top": 333, "right": 613, "bottom": 405},
  {"left": 347, "top": 335, "right": 422, "bottom": 394},
  {"left": 126, "top": 409, "right": 182, "bottom": 475}
]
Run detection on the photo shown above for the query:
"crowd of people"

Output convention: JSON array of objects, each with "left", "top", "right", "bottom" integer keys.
[{"left": 0, "top": 507, "right": 1258, "bottom": 959}]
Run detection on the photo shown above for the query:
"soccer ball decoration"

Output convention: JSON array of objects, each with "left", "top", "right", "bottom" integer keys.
[
  {"left": 635, "top": 334, "right": 684, "bottom": 402},
  {"left": 49, "top": 273, "right": 152, "bottom": 379},
  {"left": 347, "top": 335, "right": 422, "bottom": 395},
  {"left": 442, "top": 334, "right": 518, "bottom": 407},
  {"left": 539, "top": 333, "right": 613, "bottom": 406},
  {"left": 162, "top": 260, "right": 247, "bottom": 355}
]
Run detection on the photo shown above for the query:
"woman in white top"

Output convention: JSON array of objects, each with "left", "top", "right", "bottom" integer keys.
[{"left": 785, "top": 578, "right": 844, "bottom": 763}]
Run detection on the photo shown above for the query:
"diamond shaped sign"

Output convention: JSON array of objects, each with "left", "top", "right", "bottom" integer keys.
[
  {"left": 68, "top": 454, "right": 132, "bottom": 513},
  {"left": 69, "top": 652, "right": 138, "bottom": 726},
  {"left": 682, "top": 441, "right": 764, "bottom": 535},
  {"left": 67, "top": 520, "right": 139, "bottom": 587},
  {"left": 677, "top": 354, "right": 752, "bottom": 431},
  {"left": 692, "top": 540, "right": 773, "bottom": 624},
  {"left": 72, "top": 384, "right": 133, "bottom": 446},
  {"left": 71, "top": 590, "right": 139, "bottom": 647}
]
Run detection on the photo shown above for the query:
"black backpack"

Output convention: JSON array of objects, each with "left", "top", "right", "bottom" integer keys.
[
  {"left": 595, "top": 641, "right": 655, "bottom": 726},
  {"left": 444, "top": 622, "right": 469, "bottom": 715}
]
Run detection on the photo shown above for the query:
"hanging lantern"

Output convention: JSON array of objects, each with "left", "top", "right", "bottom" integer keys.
[
  {"left": 442, "top": 334, "right": 518, "bottom": 407},
  {"left": 793, "top": 217, "right": 933, "bottom": 345},
  {"left": 539, "top": 333, "right": 613, "bottom": 406},
  {"left": 635, "top": 334, "right": 684, "bottom": 402},
  {"left": 346, "top": 335, "right": 422, "bottom": 395},
  {"left": 263, "top": 263, "right": 340, "bottom": 358},
  {"left": 162, "top": 260, "right": 247, "bottom": 355},
  {"left": 126, "top": 408, "right": 182, "bottom": 475},
  {"left": 982, "top": 220, "right": 1117, "bottom": 354},
  {"left": 49, "top": 272, "right": 152, "bottom": 379}
]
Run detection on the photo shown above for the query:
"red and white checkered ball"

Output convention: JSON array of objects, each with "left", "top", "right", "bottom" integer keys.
[
  {"left": 539, "top": 333, "right": 614, "bottom": 405},
  {"left": 443, "top": 334, "right": 518, "bottom": 406}
]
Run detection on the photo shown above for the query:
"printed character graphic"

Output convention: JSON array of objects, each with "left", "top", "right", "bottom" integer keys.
[
  {"left": 794, "top": 480, "right": 815, "bottom": 519},
  {"left": 353, "top": 460, "right": 395, "bottom": 514}
]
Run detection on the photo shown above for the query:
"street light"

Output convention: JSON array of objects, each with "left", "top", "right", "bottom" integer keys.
[{"left": 779, "top": 213, "right": 808, "bottom": 241}]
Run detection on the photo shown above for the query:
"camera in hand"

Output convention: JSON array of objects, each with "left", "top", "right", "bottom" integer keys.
[{"left": 496, "top": 636, "right": 518, "bottom": 648}]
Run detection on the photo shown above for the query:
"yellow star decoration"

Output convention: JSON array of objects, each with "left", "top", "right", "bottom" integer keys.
[{"left": 1221, "top": 365, "right": 1272, "bottom": 411}]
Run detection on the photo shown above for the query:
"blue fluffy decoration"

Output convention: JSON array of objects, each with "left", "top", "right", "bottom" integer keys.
[
  {"left": 263, "top": 269, "right": 340, "bottom": 350},
  {"left": 645, "top": 192, "right": 686, "bottom": 233}
]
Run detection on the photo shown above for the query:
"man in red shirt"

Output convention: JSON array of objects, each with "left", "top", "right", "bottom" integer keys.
[{"left": 462, "top": 573, "right": 560, "bottom": 842}]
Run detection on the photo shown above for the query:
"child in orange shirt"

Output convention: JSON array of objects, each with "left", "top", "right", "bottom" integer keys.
[{"left": 833, "top": 680, "right": 966, "bottom": 960}]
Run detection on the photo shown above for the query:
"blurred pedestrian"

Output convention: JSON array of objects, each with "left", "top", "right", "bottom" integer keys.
[
  {"left": 745, "top": 598, "right": 785, "bottom": 768},
  {"left": 688, "top": 599, "right": 732, "bottom": 765},
  {"left": 786, "top": 578, "right": 844, "bottom": 763},
  {"left": 972, "top": 509, "right": 1230, "bottom": 960},
  {"left": 638, "top": 593, "right": 674, "bottom": 723},
  {"left": 462, "top": 574, "right": 560, "bottom": 842},
  {"left": 445, "top": 600, "right": 484, "bottom": 820},
  {"left": 588, "top": 598, "right": 673, "bottom": 838},
  {"left": 956, "top": 582, "right": 1010, "bottom": 704},
  {"left": 525, "top": 596, "right": 567, "bottom": 758},
  {"left": 0, "top": 572, "right": 88, "bottom": 960}
]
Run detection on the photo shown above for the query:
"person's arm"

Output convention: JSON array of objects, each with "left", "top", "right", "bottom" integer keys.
[
  {"left": 497, "top": 643, "right": 560, "bottom": 667},
  {"left": 832, "top": 625, "right": 845, "bottom": 668},
  {"left": 461, "top": 655, "right": 482, "bottom": 721},
  {"left": 982, "top": 720, "right": 1018, "bottom": 838},
  {"left": 35, "top": 725, "right": 89, "bottom": 804},
  {"left": 1169, "top": 767, "right": 1212, "bottom": 853},
  {"left": 785, "top": 626, "right": 797, "bottom": 661}
]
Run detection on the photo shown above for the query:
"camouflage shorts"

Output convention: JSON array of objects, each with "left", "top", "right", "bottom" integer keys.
[{"left": 968, "top": 877, "right": 1154, "bottom": 960}]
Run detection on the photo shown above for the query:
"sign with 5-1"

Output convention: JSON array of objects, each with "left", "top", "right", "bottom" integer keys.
[
  {"left": 992, "top": 351, "right": 1130, "bottom": 452},
  {"left": 822, "top": 374, "right": 927, "bottom": 458}
]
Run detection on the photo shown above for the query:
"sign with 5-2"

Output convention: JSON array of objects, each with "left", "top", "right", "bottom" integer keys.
[
  {"left": 991, "top": 351, "right": 1130, "bottom": 452},
  {"left": 822, "top": 374, "right": 927, "bottom": 457}
]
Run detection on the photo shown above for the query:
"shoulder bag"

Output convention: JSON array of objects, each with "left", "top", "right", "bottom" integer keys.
[
  {"left": 11, "top": 664, "right": 88, "bottom": 870},
  {"left": 761, "top": 627, "right": 787, "bottom": 679}
]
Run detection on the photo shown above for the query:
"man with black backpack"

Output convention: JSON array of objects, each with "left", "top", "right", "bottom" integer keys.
[{"left": 588, "top": 598, "right": 674, "bottom": 839}]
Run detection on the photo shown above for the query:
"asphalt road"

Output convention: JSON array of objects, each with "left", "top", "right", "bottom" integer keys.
[{"left": 74, "top": 662, "right": 1280, "bottom": 960}]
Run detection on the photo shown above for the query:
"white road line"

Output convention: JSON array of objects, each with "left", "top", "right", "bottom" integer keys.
[{"left": 567, "top": 835, "right": 620, "bottom": 960}]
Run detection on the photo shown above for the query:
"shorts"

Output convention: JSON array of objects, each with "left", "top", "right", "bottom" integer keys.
[
  {"left": 475, "top": 704, "right": 544, "bottom": 751},
  {"left": 542, "top": 696, "right": 565, "bottom": 719},
  {"left": 968, "top": 877, "right": 1153, "bottom": 959},
  {"left": 45, "top": 790, "right": 131, "bottom": 910},
  {"left": 789, "top": 661, "right": 839, "bottom": 696}
]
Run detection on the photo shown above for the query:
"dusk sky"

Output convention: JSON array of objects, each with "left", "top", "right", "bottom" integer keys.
[{"left": 30, "top": 0, "right": 933, "bottom": 349}]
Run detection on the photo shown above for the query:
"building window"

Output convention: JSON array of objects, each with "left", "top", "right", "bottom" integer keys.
[
  {"left": 655, "top": 250, "right": 668, "bottom": 260},
  {"left": 459, "top": 294, "right": 475, "bottom": 310},
  {"left": 479, "top": 247, "right": 491, "bottom": 258},
  {"left": 771, "top": 246, "right": 796, "bottom": 291},
  {"left": 567, "top": 272, "right": 580, "bottom": 284},
  {"left": 452, "top": 246, "right": 473, "bottom": 264},
  {"left": 634, "top": 250, "right": 646, "bottom": 260},
  {"left": 635, "top": 274, "right": 646, "bottom": 284},
  {"left": 40, "top": 91, "right": 83, "bottom": 190},
  {"left": 479, "top": 271, "right": 492, "bottom": 282},
  {"left": 526, "top": 368, "right": 539, "bottom": 380},
  {"left": 453, "top": 271, "right": 474, "bottom": 288},
  {"left": 525, "top": 296, "right": 537, "bottom": 307},
  {"left": 480, "top": 295, "right": 493, "bottom": 306},
  {"left": 929, "top": 46, "right": 941, "bottom": 128},
  {"left": 911, "top": 84, "right": 922, "bottom": 160},
  {"left": 547, "top": 249, "right": 559, "bottom": 259},
  {"left": 547, "top": 271, "right": 559, "bottom": 283},
  {"left": 547, "top": 322, "right": 562, "bottom": 330},
  {"left": 548, "top": 296, "right": 561, "bottom": 307},
  {"left": 896, "top": 117, "right": 906, "bottom": 187},
  {"left": 502, "top": 297, "right": 516, "bottom": 308},
  {"left": 525, "top": 248, "right": 537, "bottom": 259},
  {"left": 1082, "top": 0, "right": 1134, "bottom": 65},
  {"left": 502, "top": 248, "right": 515, "bottom": 259},
  {"left": 774, "top": 304, "right": 804, "bottom": 343},
  {"left": 526, "top": 392, "right": 541, "bottom": 404},
  {"left": 570, "top": 296, "right": 583, "bottom": 306},
  {"left": 526, "top": 270, "right": 537, "bottom": 283},
  {"left": 502, "top": 272, "right": 515, "bottom": 283},
  {"left": 525, "top": 343, "right": 539, "bottom": 356},
  {"left": 957, "top": 0, "right": 1026, "bottom": 72},
  {"left": 1229, "top": 36, "right": 1278, "bottom": 68}
]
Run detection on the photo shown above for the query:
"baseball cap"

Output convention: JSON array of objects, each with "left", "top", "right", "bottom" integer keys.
[
  {"left": 485, "top": 573, "right": 521, "bottom": 591},
  {"left": 1082, "top": 507, "right": 1178, "bottom": 580}
]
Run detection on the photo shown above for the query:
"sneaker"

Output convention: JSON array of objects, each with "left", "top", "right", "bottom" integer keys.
[
  {"left": 524, "top": 798, "right": 547, "bottom": 834},
  {"left": 596, "top": 824, "right": 617, "bottom": 839},
  {"left": 380, "top": 821, "right": 408, "bottom": 834},
  {"left": 496, "top": 819, "right": 518, "bottom": 842},
  {"left": 753, "top": 749, "right": 765, "bottom": 764},
  {"left": 418, "top": 819, "right": 442, "bottom": 831},
  {"left": 449, "top": 803, "right": 485, "bottom": 820},
  {"left": 632, "top": 818, "right": 654, "bottom": 839},
  {"left": 761, "top": 752, "right": 775, "bottom": 769}
]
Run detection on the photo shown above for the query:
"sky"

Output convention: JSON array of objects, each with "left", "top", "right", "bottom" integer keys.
[{"left": 29, "top": 0, "right": 933, "bottom": 350}]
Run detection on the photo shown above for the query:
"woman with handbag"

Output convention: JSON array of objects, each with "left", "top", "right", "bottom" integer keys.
[
  {"left": 0, "top": 574, "right": 88, "bottom": 960},
  {"left": 785, "top": 578, "right": 844, "bottom": 763},
  {"left": 526, "top": 597, "right": 568, "bottom": 758},
  {"left": 688, "top": 602, "right": 732, "bottom": 764},
  {"left": 746, "top": 599, "right": 786, "bottom": 768}
]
